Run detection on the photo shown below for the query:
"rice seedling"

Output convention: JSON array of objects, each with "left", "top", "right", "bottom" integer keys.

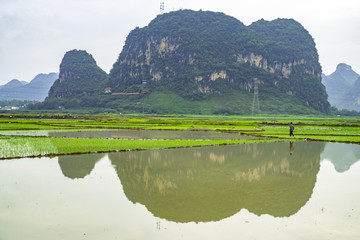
[
  {"left": 0, "top": 114, "right": 359, "bottom": 160},
  {"left": 0, "top": 136, "right": 283, "bottom": 159}
]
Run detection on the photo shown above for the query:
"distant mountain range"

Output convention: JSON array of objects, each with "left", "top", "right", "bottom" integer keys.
[
  {"left": 322, "top": 63, "right": 360, "bottom": 111},
  {"left": 0, "top": 73, "right": 58, "bottom": 101},
  {"left": 0, "top": 79, "right": 28, "bottom": 89}
]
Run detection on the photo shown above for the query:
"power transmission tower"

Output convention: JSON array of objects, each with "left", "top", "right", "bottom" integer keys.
[
  {"left": 252, "top": 78, "right": 260, "bottom": 115},
  {"left": 160, "top": 2, "right": 164, "bottom": 13}
]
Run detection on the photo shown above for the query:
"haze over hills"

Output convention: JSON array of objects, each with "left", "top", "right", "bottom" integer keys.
[
  {"left": 322, "top": 63, "right": 360, "bottom": 111},
  {"left": 35, "top": 10, "right": 330, "bottom": 114},
  {"left": 0, "top": 79, "right": 28, "bottom": 90},
  {"left": 0, "top": 73, "right": 58, "bottom": 101}
]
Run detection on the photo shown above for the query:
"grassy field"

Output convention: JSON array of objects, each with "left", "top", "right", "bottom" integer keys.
[
  {"left": 0, "top": 136, "right": 282, "bottom": 159},
  {"left": 0, "top": 114, "right": 359, "bottom": 159}
]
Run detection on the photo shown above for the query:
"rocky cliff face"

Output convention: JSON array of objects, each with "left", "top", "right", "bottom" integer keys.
[
  {"left": 109, "top": 10, "right": 329, "bottom": 113},
  {"left": 236, "top": 54, "right": 315, "bottom": 78},
  {"left": 38, "top": 10, "right": 330, "bottom": 114},
  {"left": 48, "top": 49, "right": 107, "bottom": 98}
]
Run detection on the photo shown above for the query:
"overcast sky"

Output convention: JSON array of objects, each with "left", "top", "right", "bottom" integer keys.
[{"left": 0, "top": 0, "right": 359, "bottom": 84}]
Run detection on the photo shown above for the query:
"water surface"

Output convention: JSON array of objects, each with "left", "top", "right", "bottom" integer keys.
[
  {"left": 0, "top": 129, "right": 253, "bottom": 140},
  {"left": 0, "top": 142, "right": 359, "bottom": 239}
]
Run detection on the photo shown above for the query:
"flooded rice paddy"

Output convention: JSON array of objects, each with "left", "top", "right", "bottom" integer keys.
[
  {"left": 0, "top": 141, "right": 359, "bottom": 239},
  {"left": 0, "top": 129, "right": 253, "bottom": 139}
]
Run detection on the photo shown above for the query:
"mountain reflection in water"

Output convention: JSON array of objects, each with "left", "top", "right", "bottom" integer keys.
[
  {"left": 2, "top": 141, "right": 360, "bottom": 240},
  {"left": 320, "top": 143, "right": 360, "bottom": 172},
  {"left": 57, "top": 142, "right": 360, "bottom": 223},
  {"left": 108, "top": 142, "right": 325, "bottom": 222},
  {"left": 58, "top": 154, "right": 105, "bottom": 179}
]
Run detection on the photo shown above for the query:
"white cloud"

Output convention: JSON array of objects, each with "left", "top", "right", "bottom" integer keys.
[{"left": 0, "top": 0, "right": 359, "bottom": 83}]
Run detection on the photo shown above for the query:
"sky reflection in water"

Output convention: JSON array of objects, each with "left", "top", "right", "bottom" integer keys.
[{"left": 0, "top": 142, "right": 359, "bottom": 240}]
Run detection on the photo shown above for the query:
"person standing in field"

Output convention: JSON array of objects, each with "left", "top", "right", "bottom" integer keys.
[{"left": 290, "top": 122, "right": 295, "bottom": 137}]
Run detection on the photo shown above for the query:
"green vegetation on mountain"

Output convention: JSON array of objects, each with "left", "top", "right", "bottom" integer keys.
[
  {"left": 108, "top": 10, "right": 328, "bottom": 114},
  {"left": 49, "top": 50, "right": 107, "bottom": 98},
  {"left": 35, "top": 10, "right": 330, "bottom": 115},
  {"left": 35, "top": 50, "right": 108, "bottom": 109}
]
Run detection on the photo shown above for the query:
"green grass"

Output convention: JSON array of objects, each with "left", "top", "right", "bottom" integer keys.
[
  {"left": 244, "top": 124, "right": 360, "bottom": 143},
  {"left": 0, "top": 114, "right": 359, "bottom": 159},
  {"left": 0, "top": 136, "right": 283, "bottom": 159}
]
